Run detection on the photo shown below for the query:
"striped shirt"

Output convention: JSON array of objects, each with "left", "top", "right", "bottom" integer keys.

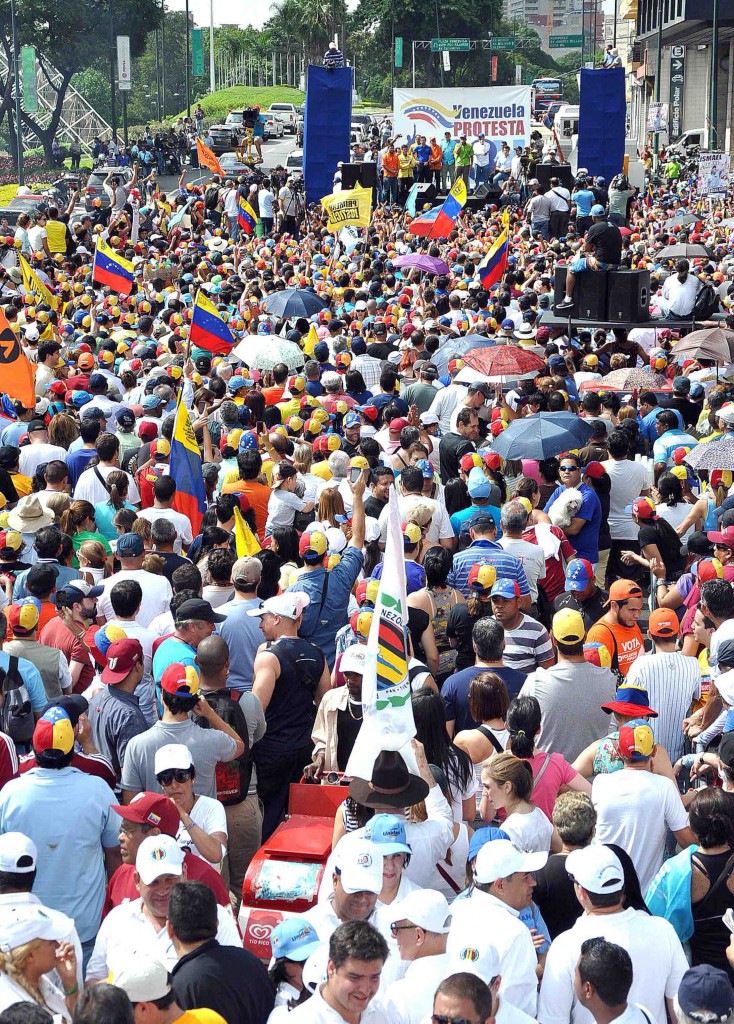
[
  {"left": 625, "top": 651, "right": 701, "bottom": 763},
  {"left": 500, "top": 614, "right": 554, "bottom": 672},
  {"left": 652, "top": 429, "right": 698, "bottom": 466},
  {"left": 448, "top": 538, "right": 531, "bottom": 599}
]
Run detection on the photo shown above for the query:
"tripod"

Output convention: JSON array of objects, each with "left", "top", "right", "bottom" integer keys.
[{"left": 236, "top": 128, "right": 262, "bottom": 164}]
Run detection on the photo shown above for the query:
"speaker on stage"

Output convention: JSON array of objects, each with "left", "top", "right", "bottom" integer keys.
[
  {"left": 341, "top": 162, "right": 377, "bottom": 191},
  {"left": 535, "top": 164, "right": 575, "bottom": 192},
  {"left": 554, "top": 267, "right": 609, "bottom": 320},
  {"left": 607, "top": 269, "right": 651, "bottom": 323},
  {"left": 414, "top": 181, "right": 437, "bottom": 201}
]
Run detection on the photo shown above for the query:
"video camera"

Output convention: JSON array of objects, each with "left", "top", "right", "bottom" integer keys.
[{"left": 242, "top": 107, "right": 258, "bottom": 130}]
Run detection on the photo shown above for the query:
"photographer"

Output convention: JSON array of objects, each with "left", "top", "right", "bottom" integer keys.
[
  {"left": 525, "top": 178, "right": 552, "bottom": 240},
  {"left": 547, "top": 175, "right": 572, "bottom": 239},
  {"left": 279, "top": 176, "right": 302, "bottom": 239}
]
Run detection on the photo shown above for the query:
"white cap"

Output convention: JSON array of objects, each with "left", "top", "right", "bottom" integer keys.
[
  {"left": 0, "top": 832, "right": 37, "bottom": 873},
  {"left": 247, "top": 593, "right": 311, "bottom": 620},
  {"left": 154, "top": 743, "right": 194, "bottom": 775},
  {"left": 718, "top": 405, "right": 734, "bottom": 425},
  {"left": 340, "top": 645, "right": 368, "bottom": 675},
  {"left": 135, "top": 834, "right": 185, "bottom": 885},
  {"left": 325, "top": 526, "right": 347, "bottom": 554},
  {"left": 0, "top": 904, "right": 68, "bottom": 953},
  {"left": 390, "top": 889, "right": 451, "bottom": 933},
  {"left": 474, "top": 839, "right": 547, "bottom": 884},
  {"left": 109, "top": 956, "right": 171, "bottom": 1002},
  {"left": 716, "top": 669, "right": 734, "bottom": 707},
  {"left": 445, "top": 915, "right": 501, "bottom": 982},
  {"left": 565, "top": 845, "right": 624, "bottom": 894},
  {"left": 336, "top": 839, "right": 384, "bottom": 894},
  {"left": 420, "top": 411, "right": 439, "bottom": 426}
]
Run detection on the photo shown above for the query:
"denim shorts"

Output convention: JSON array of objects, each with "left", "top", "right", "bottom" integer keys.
[{"left": 570, "top": 257, "right": 614, "bottom": 273}]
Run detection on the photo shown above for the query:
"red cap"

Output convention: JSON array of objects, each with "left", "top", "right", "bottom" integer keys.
[
  {"left": 138, "top": 421, "right": 158, "bottom": 441},
  {"left": 708, "top": 526, "right": 734, "bottom": 548},
  {"left": 111, "top": 793, "right": 180, "bottom": 836},
  {"left": 101, "top": 638, "right": 144, "bottom": 684},
  {"left": 483, "top": 451, "right": 501, "bottom": 472},
  {"left": 389, "top": 417, "right": 410, "bottom": 432},
  {"left": 583, "top": 461, "right": 606, "bottom": 480},
  {"left": 357, "top": 405, "right": 378, "bottom": 422},
  {"left": 648, "top": 608, "right": 680, "bottom": 638}
]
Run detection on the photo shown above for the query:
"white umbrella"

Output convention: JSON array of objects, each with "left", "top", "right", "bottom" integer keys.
[{"left": 232, "top": 336, "right": 305, "bottom": 373}]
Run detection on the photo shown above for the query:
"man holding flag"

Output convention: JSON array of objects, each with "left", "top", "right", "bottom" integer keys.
[{"left": 409, "top": 178, "right": 467, "bottom": 239}]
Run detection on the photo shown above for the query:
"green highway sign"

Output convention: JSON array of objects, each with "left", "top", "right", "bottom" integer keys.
[
  {"left": 549, "top": 34, "right": 583, "bottom": 47},
  {"left": 430, "top": 38, "right": 470, "bottom": 51},
  {"left": 191, "top": 28, "right": 204, "bottom": 76},
  {"left": 490, "top": 36, "right": 516, "bottom": 50}
]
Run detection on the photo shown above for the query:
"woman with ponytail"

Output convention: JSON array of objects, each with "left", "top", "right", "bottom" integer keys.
[
  {"left": 481, "top": 751, "right": 556, "bottom": 852},
  {"left": 501, "top": 696, "right": 591, "bottom": 823},
  {"left": 93, "top": 470, "right": 136, "bottom": 542},
  {"left": 661, "top": 258, "right": 701, "bottom": 320},
  {"left": 59, "top": 500, "right": 111, "bottom": 567}
]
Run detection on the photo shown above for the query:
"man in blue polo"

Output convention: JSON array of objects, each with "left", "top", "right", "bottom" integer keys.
[
  {"left": 543, "top": 451, "right": 602, "bottom": 565},
  {"left": 447, "top": 513, "right": 531, "bottom": 608}
]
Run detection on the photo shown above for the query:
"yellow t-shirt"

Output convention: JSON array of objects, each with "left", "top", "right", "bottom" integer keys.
[
  {"left": 398, "top": 153, "right": 416, "bottom": 178},
  {"left": 174, "top": 1011, "right": 228, "bottom": 1024}
]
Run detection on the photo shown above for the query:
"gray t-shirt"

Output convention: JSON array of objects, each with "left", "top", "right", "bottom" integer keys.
[
  {"left": 520, "top": 660, "right": 617, "bottom": 763},
  {"left": 120, "top": 718, "right": 237, "bottom": 798}
]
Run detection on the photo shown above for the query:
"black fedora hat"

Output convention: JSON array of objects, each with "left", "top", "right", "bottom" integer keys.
[{"left": 349, "top": 750, "right": 429, "bottom": 809}]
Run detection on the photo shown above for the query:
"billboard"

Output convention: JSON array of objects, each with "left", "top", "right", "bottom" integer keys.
[{"left": 393, "top": 87, "right": 531, "bottom": 159}]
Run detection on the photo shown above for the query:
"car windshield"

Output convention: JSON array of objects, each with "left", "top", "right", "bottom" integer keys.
[
  {"left": 225, "top": 113, "right": 244, "bottom": 125},
  {"left": 287, "top": 153, "right": 302, "bottom": 168}
]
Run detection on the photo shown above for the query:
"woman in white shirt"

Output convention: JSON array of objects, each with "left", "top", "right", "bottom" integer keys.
[
  {"left": 154, "top": 742, "right": 228, "bottom": 871},
  {"left": 412, "top": 687, "right": 477, "bottom": 824},
  {"left": 265, "top": 464, "right": 313, "bottom": 537},
  {"left": 0, "top": 906, "right": 79, "bottom": 1022},
  {"left": 481, "top": 752, "right": 557, "bottom": 853},
  {"left": 13, "top": 213, "right": 32, "bottom": 255},
  {"left": 661, "top": 259, "right": 701, "bottom": 319}
]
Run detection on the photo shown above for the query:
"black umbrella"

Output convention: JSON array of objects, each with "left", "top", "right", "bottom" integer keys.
[
  {"left": 663, "top": 214, "right": 701, "bottom": 230},
  {"left": 263, "top": 288, "right": 327, "bottom": 319},
  {"left": 656, "top": 243, "right": 711, "bottom": 259}
]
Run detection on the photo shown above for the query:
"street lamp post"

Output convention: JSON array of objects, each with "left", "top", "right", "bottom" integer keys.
[
  {"left": 10, "top": 0, "right": 23, "bottom": 185},
  {"left": 710, "top": 0, "right": 720, "bottom": 149},
  {"left": 185, "top": 0, "right": 191, "bottom": 116}
]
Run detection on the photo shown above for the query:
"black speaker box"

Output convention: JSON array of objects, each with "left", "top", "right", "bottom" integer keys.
[
  {"left": 474, "top": 183, "right": 491, "bottom": 200},
  {"left": 341, "top": 162, "right": 377, "bottom": 191},
  {"left": 554, "top": 266, "right": 609, "bottom": 320},
  {"left": 414, "top": 181, "right": 437, "bottom": 201},
  {"left": 535, "top": 164, "right": 575, "bottom": 192},
  {"left": 606, "top": 269, "right": 651, "bottom": 323}
]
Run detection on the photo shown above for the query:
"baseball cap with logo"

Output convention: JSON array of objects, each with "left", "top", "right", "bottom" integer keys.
[
  {"left": 390, "top": 889, "right": 451, "bottom": 934},
  {"left": 678, "top": 966, "right": 734, "bottom": 1024},
  {"left": 33, "top": 706, "right": 75, "bottom": 759},
  {"left": 101, "top": 638, "right": 144, "bottom": 684},
  {"left": 468, "top": 564, "right": 497, "bottom": 593},
  {"left": 624, "top": 497, "right": 658, "bottom": 520},
  {"left": 160, "top": 662, "right": 200, "bottom": 698},
  {"left": 271, "top": 918, "right": 322, "bottom": 962},
  {"left": 365, "top": 814, "right": 412, "bottom": 855},
  {"left": 552, "top": 609, "right": 585, "bottom": 646},
  {"left": 6, "top": 601, "right": 40, "bottom": 636},
  {"left": 135, "top": 834, "right": 185, "bottom": 885},
  {"left": 0, "top": 905, "right": 69, "bottom": 954},
  {"left": 111, "top": 792, "right": 179, "bottom": 836},
  {"left": 565, "top": 845, "right": 624, "bottom": 894},
  {"left": 617, "top": 718, "right": 655, "bottom": 760},
  {"left": 707, "top": 526, "right": 734, "bottom": 548},
  {"left": 336, "top": 839, "right": 384, "bottom": 894},
  {"left": 490, "top": 579, "right": 521, "bottom": 600},
  {"left": 564, "top": 558, "right": 594, "bottom": 592},
  {"left": 474, "top": 839, "right": 547, "bottom": 884},
  {"left": 248, "top": 593, "right": 311, "bottom": 620},
  {"left": 648, "top": 608, "right": 679, "bottom": 639}
]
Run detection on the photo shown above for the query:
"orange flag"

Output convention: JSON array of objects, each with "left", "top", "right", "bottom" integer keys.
[
  {"left": 0, "top": 308, "right": 35, "bottom": 408},
  {"left": 196, "top": 138, "right": 224, "bottom": 176}
]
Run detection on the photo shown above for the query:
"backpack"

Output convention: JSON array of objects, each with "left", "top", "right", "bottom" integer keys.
[
  {"left": 195, "top": 690, "right": 252, "bottom": 805},
  {"left": 0, "top": 656, "right": 34, "bottom": 746},
  {"left": 205, "top": 185, "right": 220, "bottom": 211},
  {"left": 693, "top": 282, "right": 720, "bottom": 320}
]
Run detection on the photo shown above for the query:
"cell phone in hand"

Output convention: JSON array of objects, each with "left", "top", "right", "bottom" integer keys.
[
  {"left": 257, "top": 421, "right": 265, "bottom": 434},
  {"left": 723, "top": 908, "right": 734, "bottom": 933}
]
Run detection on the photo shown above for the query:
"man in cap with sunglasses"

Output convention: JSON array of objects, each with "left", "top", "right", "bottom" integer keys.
[
  {"left": 385, "top": 890, "right": 451, "bottom": 1024},
  {"left": 539, "top": 845, "right": 688, "bottom": 1024}
]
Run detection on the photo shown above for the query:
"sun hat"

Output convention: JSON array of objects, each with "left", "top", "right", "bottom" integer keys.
[
  {"left": 6, "top": 495, "right": 55, "bottom": 533},
  {"left": 601, "top": 683, "right": 658, "bottom": 718}
]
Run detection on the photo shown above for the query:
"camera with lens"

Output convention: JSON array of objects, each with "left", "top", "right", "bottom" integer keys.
[{"left": 242, "top": 107, "right": 257, "bottom": 131}]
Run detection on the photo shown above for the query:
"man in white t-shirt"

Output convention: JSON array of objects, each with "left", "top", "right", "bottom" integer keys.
[
  {"left": 591, "top": 720, "right": 694, "bottom": 893},
  {"left": 136, "top": 475, "right": 193, "bottom": 554},
  {"left": 602, "top": 430, "right": 650, "bottom": 586},
  {"left": 96, "top": 532, "right": 173, "bottom": 628},
  {"left": 498, "top": 501, "right": 546, "bottom": 605},
  {"left": 539, "top": 845, "right": 689, "bottom": 1024},
  {"left": 259, "top": 179, "right": 276, "bottom": 233}
]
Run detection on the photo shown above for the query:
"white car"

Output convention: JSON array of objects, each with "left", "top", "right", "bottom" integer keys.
[
  {"left": 264, "top": 113, "right": 285, "bottom": 139},
  {"left": 267, "top": 103, "right": 298, "bottom": 134},
  {"left": 285, "top": 150, "right": 303, "bottom": 179}
]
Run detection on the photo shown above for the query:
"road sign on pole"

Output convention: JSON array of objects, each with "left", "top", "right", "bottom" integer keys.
[
  {"left": 490, "top": 36, "right": 516, "bottom": 50},
  {"left": 430, "top": 38, "right": 470, "bottom": 51},
  {"left": 549, "top": 34, "right": 583, "bottom": 47},
  {"left": 669, "top": 45, "right": 685, "bottom": 140},
  {"left": 443, "top": 51, "right": 451, "bottom": 71},
  {"left": 395, "top": 36, "right": 403, "bottom": 67},
  {"left": 116, "top": 35, "right": 131, "bottom": 91}
]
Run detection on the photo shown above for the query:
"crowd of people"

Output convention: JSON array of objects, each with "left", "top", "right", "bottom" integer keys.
[{"left": 1, "top": 119, "right": 734, "bottom": 1024}]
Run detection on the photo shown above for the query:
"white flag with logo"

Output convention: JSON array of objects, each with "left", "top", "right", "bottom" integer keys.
[{"left": 345, "top": 487, "right": 416, "bottom": 778}]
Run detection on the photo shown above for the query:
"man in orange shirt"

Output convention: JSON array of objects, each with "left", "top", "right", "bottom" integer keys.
[
  {"left": 587, "top": 579, "right": 645, "bottom": 678},
  {"left": 261, "top": 362, "right": 289, "bottom": 406},
  {"left": 381, "top": 142, "right": 400, "bottom": 206},
  {"left": 428, "top": 137, "right": 443, "bottom": 191},
  {"left": 222, "top": 448, "right": 271, "bottom": 541}
]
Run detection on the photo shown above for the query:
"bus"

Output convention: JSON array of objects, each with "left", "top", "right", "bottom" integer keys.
[{"left": 531, "top": 78, "right": 564, "bottom": 117}]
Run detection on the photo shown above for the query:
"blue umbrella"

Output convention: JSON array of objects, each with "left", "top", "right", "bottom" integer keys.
[
  {"left": 490, "top": 413, "right": 595, "bottom": 461},
  {"left": 432, "top": 334, "right": 497, "bottom": 375},
  {"left": 263, "top": 288, "right": 327, "bottom": 319}
]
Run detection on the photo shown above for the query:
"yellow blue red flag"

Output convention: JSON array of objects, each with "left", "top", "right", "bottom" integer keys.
[
  {"left": 237, "top": 195, "right": 258, "bottom": 235},
  {"left": 170, "top": 401, "right": 207, "bottom": 535},
  {"left": 92, "top": 236, "right": 134, "bottom": 296},
  {"left": 190, "top": 290, "right": 235, "bottom": 355}
]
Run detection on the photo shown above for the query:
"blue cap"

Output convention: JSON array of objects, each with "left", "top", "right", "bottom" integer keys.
[
  {"left": 501, "top": 318, "right": 515, "bottom": 331},
  {"left": 238, "top": 431, "right": 259, "bottom": 451},
  {"left": 565, "top": 558, "right": 593, "bottom": 592},
  {"left": 344, "top": 412, "right": 361, "bottom": 428},
  {"left": 270, "top": 917, "right": 321, "bottom": 962},
  {"left": 468, "top": 826, "right": 510, "bottom": 862},
  {"left": 467, "top": 466, "right": 491, "bottom": 499},
  {"left": 591, "top": 204, "right": 605, "bottom": 217},
  {"left": 549, "top": 355, "right": 566, "bottom": 371},
  {"left": 228, "top": 376, "right": 248, "bottom": 392},
  {"left": 142, "top": 394, "right": 161, "bottom": 411},
  {"left": 491, "top": 578, "right": 521, "bottom": 599},
  {"left": 117, "top": 533, "right": 145, "bottom": 558},
  {"left": 364, "top": 814, "right": 412, "bottom": 854},
  {"left": 416, "top": 459, "right": 434, "bottom": 479}
]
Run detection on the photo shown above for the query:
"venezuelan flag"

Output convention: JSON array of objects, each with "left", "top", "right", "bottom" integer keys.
[
  {"left": 170, "top": 400, "right": 207, "bottom": 536},
  {"left": 237, "top": 195, "right": 258, "bottom": 235},
  {"left": 409, "top": 177, "right": 467, "bottom": 238},
  {"left": 92, "top": 236, "right": 134, "bottom": 296},
  {"left": 478, "top": 229, "right": 509, "bottom": 291},
  {"left": 190, "top": 291, "right": 235, "bottom": 355}
]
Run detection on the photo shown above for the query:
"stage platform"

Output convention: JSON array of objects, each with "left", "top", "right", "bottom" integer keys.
[{"left": 539, "top": 313, "right": 702, "bottom": 332}]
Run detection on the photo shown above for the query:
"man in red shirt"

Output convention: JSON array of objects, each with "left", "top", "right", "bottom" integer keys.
[
  {"left": 103, "top": 792, "right": 230, "bottom": 916},
  {"left": 39, "top": 581, "right": 100, "bottom": 692}
]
